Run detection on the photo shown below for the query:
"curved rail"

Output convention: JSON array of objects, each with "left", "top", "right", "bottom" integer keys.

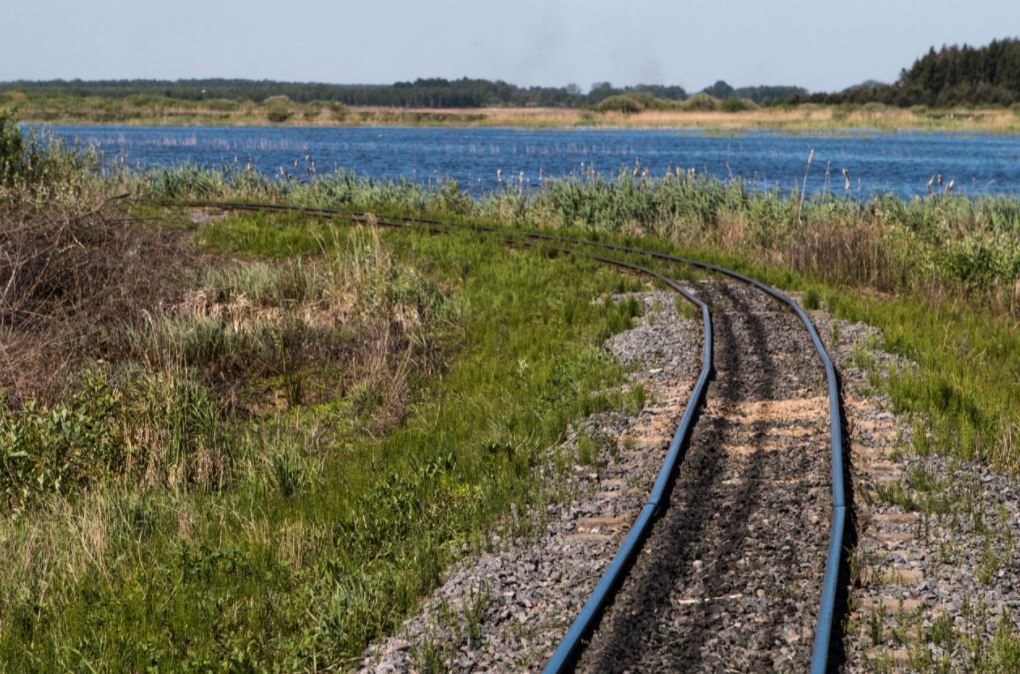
[
  {"left": 170, "top": 200, "right": 847, "bottom": 673},
  {"left": 542, "top": 255, "right": 714, "bottom": 673}
]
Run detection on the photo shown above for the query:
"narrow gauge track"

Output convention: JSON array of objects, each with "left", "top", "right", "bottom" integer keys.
[
  {"left": 573, "top": 279, "right": 831, "bottom": 672},
  {"left": 170, "top": 200, "right": 848, "bottom": 673}
]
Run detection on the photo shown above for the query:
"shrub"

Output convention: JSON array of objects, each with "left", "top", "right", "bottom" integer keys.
[
  {"left": 681, "top": 93, "right": 720, "bottom": 111},
  {"left": 265, "top": 95, "right": 294, "bottom": 123},
  {"left": 721, "top": 98, "right": 754, "bottom": 112},
  {"left": 595, "top": 94, "right": 644, "bottom": 114},
  {"left": 328, "top": 101, "right": 350, "bottom": 119},
  {"left": 0, "top": 371, "right": 124, "bottom": 509},
  {"left": 0, "top": 111, "right": 25, "bottom": 185},
  {"left": 595, "top": 93, "right": 673, "bottom": 114},
  {"left": 203, "top": 98, "right": 240, "bottom": 111},
  {"left": 0, "top": 112, "right": 102, "bottom": 210},
  {"left": 267, "top": 109, "right": 293, "bottom": 123},
  {"left": 1, "top": 192, "right": 194, "bottom": 401},
  {"left": 436, "top": 179, "right": 473, "bottom": 215},
  {"left": 0, "top": 90, "right": 26, "bottom": 104},
  {"left": 124, "top": 94, "right": 176, "bottom": 108}
]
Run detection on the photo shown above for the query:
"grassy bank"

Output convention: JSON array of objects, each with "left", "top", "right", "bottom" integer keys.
[{"left": 4, "top": 90, "right": 1020, "bottom": 131}]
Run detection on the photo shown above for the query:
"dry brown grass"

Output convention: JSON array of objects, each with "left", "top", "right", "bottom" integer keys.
[
  {"left": 766, "top": 217, "right": 909, "bottom": 292},
  {"left": 12, "top": 99, "right": 1020, "bottom": 131}
]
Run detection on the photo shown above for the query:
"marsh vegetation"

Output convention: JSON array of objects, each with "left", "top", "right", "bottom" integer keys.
[{"left": 5, "top": 89, "right": 1020, "bottom": 131}]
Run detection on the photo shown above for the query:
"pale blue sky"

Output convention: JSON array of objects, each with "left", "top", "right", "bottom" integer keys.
[{"left": 4, "top": 0, "right": 1017, "bottom": 92}]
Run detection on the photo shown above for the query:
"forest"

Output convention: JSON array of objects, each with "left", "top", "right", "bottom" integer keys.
[{"left": 811, "top": 37, "right": 1020, "bottom": 106}]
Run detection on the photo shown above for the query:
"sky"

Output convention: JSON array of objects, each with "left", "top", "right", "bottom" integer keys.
[{"left": 3, "top": 0, "right": 1018, "bottom": 92}]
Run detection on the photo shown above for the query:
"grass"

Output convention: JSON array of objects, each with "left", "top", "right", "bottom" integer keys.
[
  {"left": 832, "top": 292, "right": 1020, "bottom": 467},
  {"left": 0, "top": 124, "right": 652, "bottom": 668},
  {"left": 189, "top": 191, "right": 1020, "bottom": 474},
  {"left": 137, "top": 164, "right": 1020, "bottom": 316},
  {"left": 857, "top": 587, "right": 1020, "bottom": 672},
  {"left": 894, "top": 599, "right": 1020, "bottom": 672}
]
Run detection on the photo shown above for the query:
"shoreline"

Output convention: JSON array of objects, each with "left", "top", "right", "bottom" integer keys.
[
  {"left": 24, "top": 120, "right": 1020, "bottom": 136},
  {"left": 7, "top": 102, "right": 1020, "bottom": 133}
]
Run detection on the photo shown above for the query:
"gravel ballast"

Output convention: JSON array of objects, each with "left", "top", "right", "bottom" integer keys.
[{"left": 810, "top": 311, "right": 1020, "bottom": 673}]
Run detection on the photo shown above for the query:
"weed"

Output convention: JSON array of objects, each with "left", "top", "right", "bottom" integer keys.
[
  {"left": 0, "top": 370, "right": 123, "bottom": 509},
  {"left": 577, "top": 431, "right": 612, "bottom": 469},
  {"left": 870, "top": 604, "right": 888, "bottom": 645},
  {"left": 674, "top": 295, "right": 699, "bottom": 320},
  {"left": 577, "top": 432, "right": 599, "bottom": 467},
  {"left": 464, "top": 586, "right": 490, "bottom": 647},
  {"left": 802, "top": 288, "right": 822, "bottom": 310}
]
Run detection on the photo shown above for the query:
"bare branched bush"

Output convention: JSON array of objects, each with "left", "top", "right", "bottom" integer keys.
[{"left": 0, "top": 204, "right": 194, "bottom": 402}]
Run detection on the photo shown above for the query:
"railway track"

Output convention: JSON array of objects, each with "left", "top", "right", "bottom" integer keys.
[
  {"left": 571, "top": 279, "right": 831, "bottom": 672},
  {"left": 170, "top": 200, "right": 848, "bottom": 673}
]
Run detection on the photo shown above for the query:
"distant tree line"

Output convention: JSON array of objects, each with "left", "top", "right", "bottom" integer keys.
[
  {"left": 0, "top": 77, "right": 803, "bottom": 109},
  {"left": 812, "top": 38, "right": 1020, "bottom": 106},
  {"left": 699, "top": 81, "right": 807, "bottom": 105},
  {"left": 0, "top": 77, "right": 658, "bottom": 107}
]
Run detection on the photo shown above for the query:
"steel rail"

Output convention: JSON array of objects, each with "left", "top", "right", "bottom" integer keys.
[
  {"left": 170, "top": 199, "right": 847, "bottom": 673},
  {"left": 539, "top": 256, "right": 713, "bottom": 674}
]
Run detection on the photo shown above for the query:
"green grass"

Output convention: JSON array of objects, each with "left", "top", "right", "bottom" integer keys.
[
  {"left": 906, "top": 601, "right": 1020, "bottom": 672},
  {"left": 829, "top": 290, "right": 1020, "bottom": 467},
  {"left": 197, "top": 211, "right": 337, "bottom": 258},
  {"left": 190, "top": 172, "right": 1020, "bottom": 465},
  {"left": 135, "top": 167, "right": 1020, "bottom": 316},
  {"left": 0, "top": 215, "right": 649, "bottom": 671}
]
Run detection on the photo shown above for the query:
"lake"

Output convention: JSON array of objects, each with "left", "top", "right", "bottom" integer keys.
[{"left": 41, "top": 124, "right": 1020, "bottom": 199}]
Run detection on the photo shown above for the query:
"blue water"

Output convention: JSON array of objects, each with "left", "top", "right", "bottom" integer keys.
[{"left": 42, "top": 124, "right": 1020, "bottom": 198}]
